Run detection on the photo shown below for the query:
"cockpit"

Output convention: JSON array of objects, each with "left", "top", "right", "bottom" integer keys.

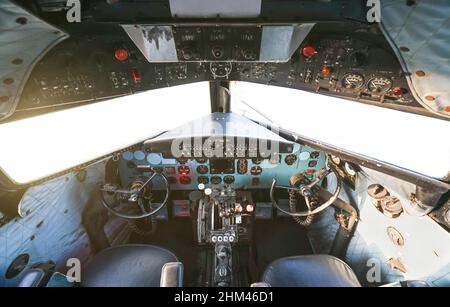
[{"left": 0, "top": 0, "right": 449, "bottom": 291}]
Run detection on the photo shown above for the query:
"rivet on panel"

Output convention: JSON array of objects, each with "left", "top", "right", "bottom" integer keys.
[
  {"left": 3, "top": 78, "right": 14, "bottom": 85},
  {"left": 16, "top": 17, "right": 27, "bottom": 25},
  {"left": 415, "top": 70, "right": 426, "bottom": 77},
  {"left": 12, "top": 58, "right": 23, "bottom": 65}
]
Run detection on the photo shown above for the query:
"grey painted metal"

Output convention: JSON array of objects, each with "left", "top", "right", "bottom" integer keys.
[
  {"left": 0, "top": 163, "right": 104, "bottom": 286},
  {"left": 121, "top": 25, "right": 178, "bottom": 62},
  {"left": 0, "top": 0, "right": 68, "bottom": 121},
  {"left": 260, "top": 24, "right": 315, "bottom": 62},
  {"left": 380, "top": 0, "right": 450, "bottom": 118}
]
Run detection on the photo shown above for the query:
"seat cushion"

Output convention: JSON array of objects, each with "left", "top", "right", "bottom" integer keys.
[
  {"left": 82, "top": 244, "right": 178, "bottom": 287},
  {"left": 261, "top": 254, "right": 361, "bottom": 287}
]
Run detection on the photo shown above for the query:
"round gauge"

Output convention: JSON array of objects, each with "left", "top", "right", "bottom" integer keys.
[
  {"left": 342, "top": 73, "right": 365, "bottom": 89},
  {"left": 250, "top": 166, "right": 262, "bottom": 175},
  {"left": 179, "top": 176, "right": 191, "bottom": 185},
  {"left": 344, "top": 162, "right": 357, "bottom": 176},
  {"left": 237, "top": 159, "right": 248, "bottom": 175},
  {"left": 176, "top": 157, "right": 188, "bottom": 164},
  {"left": 368, "top": 77, "right": 392, "bottom": 93},
  {"left": 147, "top": 153, "right": 162, "bottom": 165},
  {"left": 211, "top": 176, "right": 222, "bottom": 185},
  {"left": 310, "top": 151, "right": 320, "bottom": 159},
  {"left": 308, "top": 160, "right": 317, "bottom": 167},
  {"left": 195, "top": 157, "right": 208, "bottom": 164},
  {"left": 285, "top": 154, "right": 298, "bottom": 165},
  {"left": 178, "top": 165, "right": 190, "bottom": 175},
  {"left": 133, "top": 150, "right": 146, "bottom": 161},
  {"left": 299, "top": 151, "right": 310, "bottom": 161},
  {"left": 223, "top": 175, "right": 235, "bottom": 184},
  {"left": 330, "top": 155, "right": 341, "bottom": 165},
  {"left": 198, "top": 176, "right": 209, "bottom": 184},
  {"left": 196, "top": 165, "right": 209, "bottom": 174},
  {"left": 178, "top": 165, "right": 191, "bottom": 175},
  {"left": 251, "top": 157, "right": 263, "bottom": 165},
  {"left": 122, "top": 151, "right": 134, "bottom": 161}
]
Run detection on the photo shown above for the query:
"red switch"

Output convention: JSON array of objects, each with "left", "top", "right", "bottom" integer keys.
[
  {"left": 302, "top": 46, "right": 316, "bottom": 58},
  {"left": 392, "top": 87, "right": 404, "bottom": 96},
  {"left": 114, "top": 48, "right": 129, "bottom": 61},
  {"left": 131, "top": 68, "right": 141, "bottom": 82},
  {"left": 321, "top": 66, "right": 331, "bottom": 76}
]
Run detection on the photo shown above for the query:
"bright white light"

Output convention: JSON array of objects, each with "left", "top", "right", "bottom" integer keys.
[
  {"left": 0, "top": 82, "right": 211, "bottom": 184},
  {"left": 230, "top": 81, "right": 450, "bottom": 180}
]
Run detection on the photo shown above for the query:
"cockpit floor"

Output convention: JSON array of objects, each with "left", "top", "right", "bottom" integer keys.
[
  {"left": 128, "top": 218, "right": 312, "bottom": 286},
  {"left": 252, "top": 219, "right": 312, "bottom": 279},
  {"left": 128, "top": 219, "right": 201, "bottom": 286}
]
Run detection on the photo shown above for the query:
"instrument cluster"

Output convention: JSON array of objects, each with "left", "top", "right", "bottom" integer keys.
[
  {"left": 13, "top": 22, "right": 426, "bottom": 118},
  {"left": 117, "top": 144, "right": 326, "bottom": 191}
]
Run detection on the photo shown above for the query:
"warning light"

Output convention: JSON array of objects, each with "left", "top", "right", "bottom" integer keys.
[
  {"left": 131, "top": 69, "right": 141, "bottom": 82},
  {"left": 392, "top": 87, "right": 404, "bottom": 96},
  {"left": 321, "top": 66, "right": 331, "bottom": 76},
  {"left": 302, "top": 46, "right": 316, "bottom": 58},
  {"left": 115, "top": 48, "right": 129, "bottom": 61}
]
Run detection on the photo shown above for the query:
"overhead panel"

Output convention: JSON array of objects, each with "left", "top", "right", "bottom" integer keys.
[{"left": 0, "top": 0, "right": 68, "bottom": 121}]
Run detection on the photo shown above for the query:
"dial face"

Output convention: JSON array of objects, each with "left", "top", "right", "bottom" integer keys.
[
  {"left": 179, "top": 176, "right": 191, "bottom": 185},
  {"left": 176, "top": 157, "right": 188, "bottom": 164},
  {"left": 251, "top": 157, "right": 263, "bottom": 165},
  {"left": 195, "top": 157, "right": 208, "bottom": 164},
  {"left": 196, "top": 165, "right": 209, "bottom": 174},
  {"left": 223, "top": 175, "right": 235, "bottom": 184},
  {"left": 342, "top": 73, "right": 364, "bottom": 89},
  {"left": 178, "top": 165, "right": 190, "bottom": 175},
  {"left": 133, "top": 150, "right": 146, "bottom": 161},
  {"left": 122, "top": 151, "right": 134, "bottom": 161},
  {"left": 198, "top": 176, "right": 209, "bottom": 184},
  {"left": 250, "top": 166, "right": 262, "bottom": 175},
  {"left": 237, "top": 159, "right": 248, "bottom": 174},
  {"left": 310, "top": 151, "right": 320, "bottom": 159},
  {"left": 284, "top": 154, "right": 298, "bottom": 165},
  {"left": 368, "top": 77, "right": 392, "bottom": 93},
  {"left": 211, "top": 176, "right": 222, "bottom": 184},
  {"left": 308, "top": 160, "right": 317, "bottom": 167},
  {"left": 147, "top": 153, "right": 162, "bottom": 165}
]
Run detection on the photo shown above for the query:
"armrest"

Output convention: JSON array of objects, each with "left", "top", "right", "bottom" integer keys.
[
  {"left": 160, "top": 262, "right": 184, "bottom": 287},
  {"left": 17, "top": 269, "right": 48, "bottom": 287}
]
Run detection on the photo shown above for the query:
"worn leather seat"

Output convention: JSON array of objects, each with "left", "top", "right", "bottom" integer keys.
[
  {"left": 82, "top": 244, "right": 181, "bottom": 287},
  {"left": 261, "top": 254, "right": 361, "bottom": 287}
]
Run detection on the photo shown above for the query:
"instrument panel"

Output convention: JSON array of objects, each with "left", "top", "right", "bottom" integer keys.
[
  {"left": 118, "top": 144, "right": 326, "bottom": 190},
  {"left": 11, "top": 22, "right": 426, "bottom": 119}
]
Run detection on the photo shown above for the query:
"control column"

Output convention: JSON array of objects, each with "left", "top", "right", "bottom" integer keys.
[{"left": 214, "top": 242, "right": 232, "bottom": 287}]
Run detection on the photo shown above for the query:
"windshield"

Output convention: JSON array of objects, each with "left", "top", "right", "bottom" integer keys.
[
  {"left": 230, "top": 81, "right": 450, "bottom": 180},
  {"left": 0, "top": 82, "right": 211, "bottom": 185},
  {"left": 1, "top": 80, "right": 449, "bottom": 185}
]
